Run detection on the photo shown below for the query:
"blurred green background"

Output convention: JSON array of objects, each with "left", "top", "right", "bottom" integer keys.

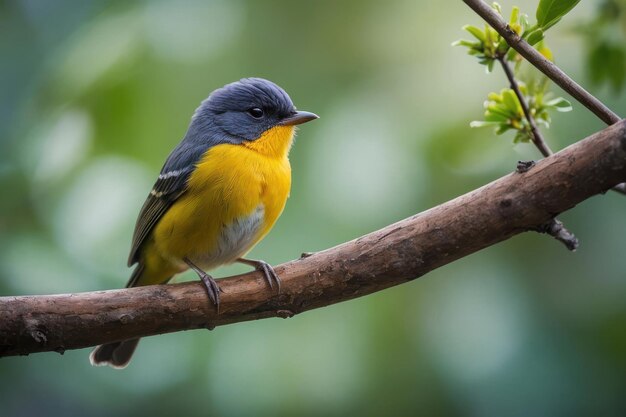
[{"left": 1, "top": 0, "right": 626, "bottom": 416}]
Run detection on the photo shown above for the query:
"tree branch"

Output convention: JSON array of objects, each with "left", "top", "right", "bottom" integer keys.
[
  {"left": 2, "top": 120, "right": 625, "bottom": 358},
  {"left": 463, "top": 0, "right": 621, "bottom": 125}
]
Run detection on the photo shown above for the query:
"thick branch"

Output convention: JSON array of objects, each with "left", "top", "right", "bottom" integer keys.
[
  {"left": 463, "top": 0, "right": 621, "bottom": 125},
  {"left": 2, "top": 120, "right": 626, "bottom": 357}
]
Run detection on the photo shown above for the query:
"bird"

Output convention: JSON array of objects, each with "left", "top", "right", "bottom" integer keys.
[{"left": 89, "top": 78, "right": 318, "bottom": 368}]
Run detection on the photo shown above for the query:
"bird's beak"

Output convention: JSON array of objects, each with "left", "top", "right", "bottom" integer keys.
[{"left": 279, "top": 111, "right": 319, "bottom": 126}]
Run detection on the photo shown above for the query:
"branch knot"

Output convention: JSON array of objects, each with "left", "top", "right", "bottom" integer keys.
[{"left": 535, "top": 218, "right": 579, "bottom": 251}]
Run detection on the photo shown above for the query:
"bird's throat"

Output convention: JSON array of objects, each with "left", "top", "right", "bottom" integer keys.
[{"left": 242, "top": 125, "right": 295, "bottom": 159}]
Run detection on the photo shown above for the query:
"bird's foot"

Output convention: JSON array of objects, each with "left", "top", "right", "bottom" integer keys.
[
  {"left": 237, "top": 258, "right": 281, "bottom": 292},
  {"left": 199, "top": 272, "right": 221, "bottom": 308},
  {"left": 184, "top": 258, "right": 221, "bottom": 311}
]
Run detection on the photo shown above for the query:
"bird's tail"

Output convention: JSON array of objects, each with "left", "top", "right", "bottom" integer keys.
[
  {"left": 89, "top": 262, "right": 173, "bottom": 369},
  {"left": 89, "top": 339, "right": 140, "bottom": 369}
]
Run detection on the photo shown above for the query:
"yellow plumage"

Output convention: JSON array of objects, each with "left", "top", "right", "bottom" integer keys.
[{"left": 136, "top": 125, "right": 295, "bottom": 286}]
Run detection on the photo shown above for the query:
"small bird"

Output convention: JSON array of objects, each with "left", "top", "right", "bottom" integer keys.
[{"left": 90, "top": 78, "right": 318, "bottom": 368}]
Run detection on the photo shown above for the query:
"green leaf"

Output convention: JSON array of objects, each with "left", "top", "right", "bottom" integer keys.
[
  {"left": 470, "top": 120, "right": 502, "bottom": 128},
  {"left": 495, "top": 124, "right": 514, "bottom": 135},
  {"left": 487, "top": 92, "right": 502, "bottom": 101},
  {"left": 463, "top": 25, "right": 485, "bottom": 42},
  {"left": 502, "top": 89, "right": 520, "bottom": 112},
  {"left": 497, "top": 39, "right": 510, "bottom": 54},
  {"left": 526, "top": 29, "right": 545, "bottom": 46},
  {"left": 505, "top": 48, "right": 518, "bottom": 62},
  {"left": 536, "top": 0, "right": 582, "bottom": 31},
  {"left": 452, "top": 39, "right": 478, "bottom": 48},
  {"left": 537, "top": 42, "right": 553, "bottom": 61},
  {"left": 486, "top": 107, "right": 514, "bottom": 120},
  {"left": 520, "top": 13, "right": 530, "bottom": 31},
  {"left": 484, "top": 112, "right": 508, "bottom": 122},
  {"left": 536, "top": 118, "right": 551, "bottom": 128},
  {"left": 544, "top": 97, "right": 573, "bottom": 112},
  {"left": 509, "top": 6, "right": 520, "bottom": 25}
]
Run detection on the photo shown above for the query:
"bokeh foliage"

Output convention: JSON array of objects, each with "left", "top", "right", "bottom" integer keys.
[
  {"left": 581, "top": 0, "right": 626, "bottom": 90},
  {"left": 1, "top": 1, "right": 626, "bottom": 416}
]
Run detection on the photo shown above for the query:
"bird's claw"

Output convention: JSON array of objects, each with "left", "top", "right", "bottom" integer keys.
[
  {"left": 199, "top": 272, "right": 221, "bottom": 310},
  {"left": 184, "top": 257, "right": 221, "bottom": 312},
  {"left": 255, "top": 260, "right": 281, "bottom": 293}
]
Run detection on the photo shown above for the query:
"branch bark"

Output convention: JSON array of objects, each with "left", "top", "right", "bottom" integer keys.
[{"left": 2, "top": 120, "right": 625, "bottom": 357}]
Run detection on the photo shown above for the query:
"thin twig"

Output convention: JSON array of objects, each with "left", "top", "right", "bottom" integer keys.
[
  {"left": 462, "top": 0, "right": 621, "bottom": 125},
  {"left": 497, "top": 56, "right": 553, "bottom": 157},
  {"left": 1, "top": 120, "right": 625, "bottom": 357}
]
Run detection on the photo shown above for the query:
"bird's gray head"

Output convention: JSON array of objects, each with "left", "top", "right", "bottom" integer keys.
[{"left": 186, "top": 78, "right": 318, "bottom": 144}]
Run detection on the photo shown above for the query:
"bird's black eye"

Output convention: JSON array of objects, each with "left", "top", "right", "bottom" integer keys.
[{"left": 247, "top": 107, "right": 264, "bottom": 119}]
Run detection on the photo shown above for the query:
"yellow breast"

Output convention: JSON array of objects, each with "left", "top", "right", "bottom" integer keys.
[{"left": 150, "top": 125, "right": 295, "bottom": 270}]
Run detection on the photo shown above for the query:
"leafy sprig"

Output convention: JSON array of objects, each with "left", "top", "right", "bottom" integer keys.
[
  {"left": 471, "top": 82, "right": 572, "bottom": 143},
  {"left": 454, "top": 0, "right": 580, "bottom": 146},
  {"left": 452, "top": 4, "right": 528, "bottom": 72}
]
